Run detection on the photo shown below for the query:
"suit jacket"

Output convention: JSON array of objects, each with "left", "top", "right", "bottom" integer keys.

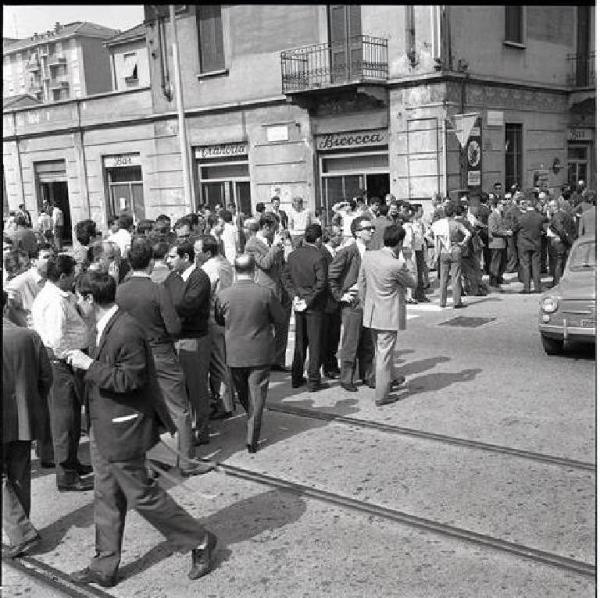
[
  {"left": 244, "top": 235, "right": 286, "bottom": 302},
  {"left": 487, "top": 210, "right": 511, "bottom": 249},
  {"left": 319, "top": 245, "right": 338, "bottom": 314},
  {"left": 215, "top": 280, "right": 286, "bottom": 367},
  {"left": 281, "top": 244, "right": 328, "bottom": 311},
  {"left": 358, "top": 249, "right": 416, "bottom": 331},
  {"left": 163, "top": 267, "right": 211, "bottom": 338},
  {"left": 85, "top": 309, "right": 175, "bottom": 462},
  {"left": 328, "top": 242, "right": 362, "bottom": 304},
  {"left": 2, "top": 318, "right": 53, "bottom": 443},
  {"left": 514, "top": 209, "right": 546, "bottom": 250}
]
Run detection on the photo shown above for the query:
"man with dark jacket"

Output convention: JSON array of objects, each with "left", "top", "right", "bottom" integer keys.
[
  {"left": 328, "top": 216, "right": 375, "bottom": 391},
  {"left": 369, "top": 203, "right": 390, "bottom": 251},
  {"left": 281, "top": 224, "right": 328, "bottom": 392},
  {"left": 3, "top": 291, "right": 53, "bottom": 558},
  {"left": 514, "top": 197, "right": 546, "bottom": 293},
  {"left": 504, "top": 197, "right": 522, "bottom": 276},
  {"left": 164, "top": 241, "right": 212, "bottom": 445},
  {"left": 215, "top": 254, "right": 286, "bottom": 452},
  {"left": 547, "top": 198, "right": 577, "bottom": 287},
  {"left": 66, "top": 272, "right": 217, "bottom": 588}
]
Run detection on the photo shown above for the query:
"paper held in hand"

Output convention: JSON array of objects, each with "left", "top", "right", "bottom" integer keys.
[{"left": 293, "top": 297, "right": 308, "bottom": 312}]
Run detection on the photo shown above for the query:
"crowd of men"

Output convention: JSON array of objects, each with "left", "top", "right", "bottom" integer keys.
[{"left": 2, "top": 179, "right": 595, "bottom": 587}]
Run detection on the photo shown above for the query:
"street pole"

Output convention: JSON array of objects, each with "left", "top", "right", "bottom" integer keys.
[{"left": 169, "top": 5, "right": 194, "bottom": 212}]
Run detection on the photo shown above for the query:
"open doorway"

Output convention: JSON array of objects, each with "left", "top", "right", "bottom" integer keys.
[
  {"left": 39, "top": 181, "right": 72, "bottom": 245},
  {"left": 366, "top": 173, "right": 390, "bottom": 199}
]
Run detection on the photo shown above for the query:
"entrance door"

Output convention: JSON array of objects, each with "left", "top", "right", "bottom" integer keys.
[
  {"left": 40, "top": 181, "right": 72, "bottom": 244},
  {"left": 234, "top": 181, "right": 252, "bottom": 218},
  {"left": 366, "top": 174, "right": 390, "bottom": 200},
  {"left": 328, "top": 5, "right": 362, "bottom": 83}
]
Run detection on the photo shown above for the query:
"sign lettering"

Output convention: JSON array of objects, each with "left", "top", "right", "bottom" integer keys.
[
  {"left": 103, "top": 154, "right": 141, "bottom": 168},
  {"left": 567, "top": 128, "right": 593, "bottom": 142},
  {"left": 316, "top": 129, "right": 388, "bottom": 151},
  {"left": 195, "top": 143, "right": 248, "bottom": 160}
]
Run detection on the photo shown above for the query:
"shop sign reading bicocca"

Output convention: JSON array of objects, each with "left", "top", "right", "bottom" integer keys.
[
  {"left": 316, "top": 129, "right": 388, "bottom": 151},
  {"left": 195, "top": 143, "right": 248, "bottom": 160}
]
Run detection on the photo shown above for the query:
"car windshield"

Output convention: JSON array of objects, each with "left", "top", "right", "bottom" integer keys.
[{"left": 569, "top": 241, "right": 596, "bottom": 271}]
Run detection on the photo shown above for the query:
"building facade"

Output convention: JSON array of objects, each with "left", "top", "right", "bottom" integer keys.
[
  {"left": 105, "top": 24, "right": 151, "bottom": 92},
  {"left": 3, "top": 21, "right": 119, "bottom": 103},
  {"left": 3, "top": 5, "right": 596, "bottom": 236}
]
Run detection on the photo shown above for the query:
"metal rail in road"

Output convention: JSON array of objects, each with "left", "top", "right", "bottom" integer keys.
[{"left": 267, "top": 403, "right": 596, "bottom": 472}]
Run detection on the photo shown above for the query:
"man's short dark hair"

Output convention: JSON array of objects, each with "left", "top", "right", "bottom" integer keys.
[
  {"left": 185, "top": 213, "right": 199, "bottom": 227},
  {"left": 351, "top": 215, "right": 370, "bottom": 237},
  {"left": 76, "top": 271, "right": 116, "bottom": 306},
  {"left": 378, "top": 203, "right": 389, "bottom": 217},
  {"left": 255, "top": 202, "right": 266, "bottom": 214},
  {"left": 198, "top": 234, "right": 219, "bottom": 257},
  {"left": 271, "top": 196, "right": 280, "bottom": 203},
  {"left": 259, "top": 212, "right": 278, "bottom": 229},
  {"left": 32, "top": 243, "right": 55, "bottom": 259},
  {"left": 156, "top": 214, "right": 171, "bottom": 224},
  {"left": 152, "top": 241, "right": 170, "bottom": 260},
  {"left": 75, "top": 219, "right": 97, "bottom": 246},
  {"left": 46, "top": 254, "right": 75, "bottom": 283},
  {"left": 128, "top": 237, "right": 154, "bottom": 270},
  {"left": 304, "top": 223, "right": 322, "bottom": 244},
  {"left": 221, "top": 209, "right": 233, "bottom": 224},
  {"left": 383, "top": 224, "right": 405, "bottom": 248},
  {"left": 369, "top": 196, "right": 381, "bottom": 206},
  {"left": 174, "top": 217, "right": 191, "bottom": 230},
  {"left": 118, "top": 214, "right": 133, "bottom": 230},
  {"left": 444, "top": 203, "right": 457, "bottom": 218},
  {"left": 172, "top": 240, "right": 195, "bottom": 262},
  {"left": 108, "top": 215, "right": 119, "bottom": 227},
  {"left": 15, "top": 214, "right": 28, "bottom": 227},
  {"left": 136, "top": 219, "right": 155, "bottom": 235}
]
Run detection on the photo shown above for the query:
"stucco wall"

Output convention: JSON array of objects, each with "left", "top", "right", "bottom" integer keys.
[
  {"left": 110, "top": 40, "right": 150, "bottom": 91},
  {"left": 81, "top": 37, "right": 114, "bottom": 95}
]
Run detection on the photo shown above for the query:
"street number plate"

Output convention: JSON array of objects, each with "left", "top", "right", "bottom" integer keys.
[{"left": 580, "top": 319, "right": 595, "bottom": 328}]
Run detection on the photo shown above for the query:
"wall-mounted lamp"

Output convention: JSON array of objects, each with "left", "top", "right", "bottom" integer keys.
[{"left": 552, "top": 158, "right": 562, "bottom": 175}]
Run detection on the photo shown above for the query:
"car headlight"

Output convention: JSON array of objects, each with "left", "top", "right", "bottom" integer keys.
[{"left": 541, "top": 296, "right": 559, "bottom": 313}]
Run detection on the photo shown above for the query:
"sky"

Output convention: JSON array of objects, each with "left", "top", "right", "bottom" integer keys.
[{"left": 3, "top": 5, "right": 145, "bottom": 39}]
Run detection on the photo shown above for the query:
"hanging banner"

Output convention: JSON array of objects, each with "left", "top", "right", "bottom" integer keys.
[{"left": 465, "top": 116, "right": 482, "bottom": 193}]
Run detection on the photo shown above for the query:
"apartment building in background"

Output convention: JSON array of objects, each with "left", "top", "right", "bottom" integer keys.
[
  {"left": 2, "top": 21, "right": 119, "bottom": 103},
  {"left": 105, "top": 24, "right": 150, "bottom": 91},
  {"left": 3, "top": 5, "right": 596, "bottom": 235}
]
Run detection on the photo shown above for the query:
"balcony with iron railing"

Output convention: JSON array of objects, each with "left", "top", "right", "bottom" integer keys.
[
  {"left": 48, "top": 54, "right": 67, "bottom": 67},
  {"left": 567, "top": 52, "right": 596, "bottom": 89},
  {"left": 281, "top": 35, "right": 388, "bottom": 94}
]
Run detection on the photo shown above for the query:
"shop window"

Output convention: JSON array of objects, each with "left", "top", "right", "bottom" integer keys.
[
  {"left": 505, "top": 123, "right": 523, "bottom": 190},
  {"left": 567, "top": 145, "right": 589, "bottom": 187},
  {"left": 196, "top": 5, "right": 225, "bottom": 73},
  {"left": 197, "top": 157, "right": 250, "bottom": 215},
  {"left": 505, "top": 6, "right": 524, "bottom": 45},
  {"left": 104, "top": 161, "right": 145, "bottom": 221}
]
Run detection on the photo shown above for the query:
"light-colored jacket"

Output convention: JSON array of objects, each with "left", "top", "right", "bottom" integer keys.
[
  {"left": 488, "top": 209, "right": 510, "bottom": 249},
  {"left": 358, "top": 248, "right": 416, "bottom": 331}
]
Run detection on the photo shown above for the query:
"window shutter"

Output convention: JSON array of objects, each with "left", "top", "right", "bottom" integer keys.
[
  {"left": 198, "top": 5, "right": 224, "bottom": 72},
  {"left": 505, "top": 6, "right": 523, "bottom": 43}
]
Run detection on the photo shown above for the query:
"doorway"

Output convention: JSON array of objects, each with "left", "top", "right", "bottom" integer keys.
[
  {"left": 328, "top": 5, "right": 362, "bottom": 83},
  {"left": 39, "top": 181, "right": 72, "bottom": 244}
]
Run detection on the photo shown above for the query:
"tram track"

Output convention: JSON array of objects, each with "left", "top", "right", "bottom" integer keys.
[{"left": 266, "top": 402, "right": 596, "bottom": 472}]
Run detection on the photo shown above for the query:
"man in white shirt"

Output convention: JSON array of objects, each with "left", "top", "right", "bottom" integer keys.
[
  {"left": 107, "top": 213, "right": 133, "bottom": 258},
  {"left": 219, "top": 210, "right": 238, "bottom": 265},
  {"left": 52, "top": 205, "right": 64, "bottom": 250},
  {"left": 31, "top": 254, "right": 94, "bottom": 491},
  {"left": 288, "top": 196, "right": 312, "bottom": 249}
]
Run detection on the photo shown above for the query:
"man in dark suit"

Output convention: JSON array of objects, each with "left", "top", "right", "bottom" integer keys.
[
  {"left": 547, "top": 198, "right": 578, "bottom": 287},
  {"left": 66, "top": 272, "right": 218, "bottom": 588},
  {"left": 369, "top": 203, "right": 390, "bottom": 251},
  {"left": 514, "top": 197, "right": 546, "bottom": 293},
  {"left": 215, "top": 254, "right": 286, "bottom": 453},
  {"left": 328, "top": 216, "right": 375, "bottom": 392},
  {"left": 164, "top": 241, "right": 212, "bottom": 445},
  {"left": 2, "top": 291, "right": 53, "bottom": 558},
  {"left": 281, "top": 224, "right": 328, "bottom": 392}
]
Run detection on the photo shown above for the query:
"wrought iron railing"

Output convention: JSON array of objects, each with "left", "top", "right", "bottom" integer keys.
[
  {"left": 567, "top": 52, "right": 596, "bottom": 88},
  {"left": 281, "top": 35, "right": 388, "bottom": 93}
]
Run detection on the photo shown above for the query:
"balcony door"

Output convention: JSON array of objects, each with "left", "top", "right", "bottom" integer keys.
[
  {"left": 328, "top": 5, "right": 362, "bottom": 83},
  {"left": 576, "top": 6, "right": 591, "bottom": 86}
]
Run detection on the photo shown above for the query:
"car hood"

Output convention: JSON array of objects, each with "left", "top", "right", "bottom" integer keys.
[{"left": 550, "top": 270, "right": 596, "bottom": 301}]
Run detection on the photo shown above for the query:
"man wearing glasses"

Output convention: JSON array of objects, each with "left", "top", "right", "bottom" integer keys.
[{"left": 328, "top": 217, "right": 375, "bottom": 392}]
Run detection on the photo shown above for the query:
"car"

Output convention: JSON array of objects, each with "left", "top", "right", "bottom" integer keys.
[{"left": 538, "top": 234, "right": 596, "bottom": 355}]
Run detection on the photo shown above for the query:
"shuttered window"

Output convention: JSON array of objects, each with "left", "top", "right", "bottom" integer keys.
[
  {"left": 505, "top": 6, "right": 524, "bottom": 44},
  {"left": 197, "top": 5, "right": 225, "bottom": 73}
]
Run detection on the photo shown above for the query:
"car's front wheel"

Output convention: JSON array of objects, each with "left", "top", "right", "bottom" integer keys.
[{"left": 541, "top": 334, "right": 564, "bottom": 355}]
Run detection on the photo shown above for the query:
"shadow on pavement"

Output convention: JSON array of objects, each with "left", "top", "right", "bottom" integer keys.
[
  {"left": 396, "top": 356, "right": 451, "bottom": 377},
  {"left": 36, "top": 502, "right": 94, "bottom": 555},
  {"left": 407, "top": 368, "right": 482, "bottom": 395}
]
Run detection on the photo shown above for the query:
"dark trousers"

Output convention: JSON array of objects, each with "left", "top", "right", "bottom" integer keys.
[
  {"left": 3, "top": 441, "right": 38, "bottom": 546},
  {"left": 414, "top": 249, "right": 428, "bottom": 300},
  {"left": 548, "top": 242, "right": 569, "bottom": 286},
  {"left": 506, "top": 235, "right": 519, "bottom": 272},
  {"left": 489, "top": 248, "right": 507, "bottom": 285},
  {"left": 338, "top": 306, "right": 374, "bottom": 385},
  {"left": 520, "top": 247, "right": 541, "bottom": 291},
  {"left": 321, "top": 307, "right": 341, "bottom": 374},
  {"left": 439, "top": 247, "right": 463, "bottom": 307},
  {"left": 540, "top": 235, "right": 548, "bottom": 272},
  {"left": 292, "top": 310, "right": 323, "bottom": 387},
  {"left": 88, "top": 430, "right": 207, "bottom": 579},
  {"left": 49, "top": 360, "right": 83, "bottom": 486},
  {"left": 152, "top": 343, "right": 195, "bottom": 471},
  {"left": 230, "top": 366, "right": 270, "bottom": 446},
  {"left": 461, "top": 251, "right": 483, "bottom": 295},
  {"left": 273, "top": 293, "right": 292, "bottom": 367},
  {"left": 483, "top": 246, "right": 491, "bottom": 275},
  {"left": 208, "top": 323, "right": 234, "bottom": 413}
]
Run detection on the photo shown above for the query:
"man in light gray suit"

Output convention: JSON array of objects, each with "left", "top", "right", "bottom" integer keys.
[{"left": 358, "top": 224, "right": 416, "bottom": 406}]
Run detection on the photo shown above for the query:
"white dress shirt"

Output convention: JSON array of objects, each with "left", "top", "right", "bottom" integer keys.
[
  {"left": 180, "top": 263, "right": 196, "bottom": 282},
  {"left": 222, "top": 222, "right": 238, "bottom": 265},
  {"left": 6, "top": 267, "right": 45, "bottom": 312},
  {"left": 95, "top": 304, "right": 119, "bottom": 347},
  {"left": 108, "top": 228, "right": 132, "bottom": 258}
]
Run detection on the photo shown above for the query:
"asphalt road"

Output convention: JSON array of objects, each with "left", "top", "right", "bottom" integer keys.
[{"left": 2, "top": 272, "right": 596, "bottom": 597}]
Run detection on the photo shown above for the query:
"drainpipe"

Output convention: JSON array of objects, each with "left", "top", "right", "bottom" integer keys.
[
  {"left": 169, "top": 5, "right": 193, "bottom": 212},
  {"left": 441, "top": 108, "right": 448, "bottom": 196}
]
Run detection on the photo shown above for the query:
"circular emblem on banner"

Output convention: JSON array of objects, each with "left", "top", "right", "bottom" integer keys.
[{"left": 467, "top": 140, "right": 481, "bottom": 167}]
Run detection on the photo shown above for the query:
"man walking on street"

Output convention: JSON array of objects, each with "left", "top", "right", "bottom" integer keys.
[
  {"left": 215, "top": 255, "right": 286, "bottom": 453},
  {"left": 66, "top": 272, "right": 218, "bottom": 588},
  {"left": 358, "top": 225, "right": 416, "bottom": 406},
  {"left": 282, "top": 224, "right": 328, "bottom": 392}
]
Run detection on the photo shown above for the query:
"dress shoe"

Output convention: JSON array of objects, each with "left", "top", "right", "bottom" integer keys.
[
  {"left": 3, "top": 534, "right": 40, "bottom": 558},
  {"left": 291, "top": 377, "right": 307, "bottom": 389},
  {"left": 375, "top": 396, "right": 399, "bottom": 407},
  {"left": 439, "top": 303, "right": 447, "bottom": 308},
  {"left": 418, "top": 296, "right": 431, "bottom": 303},
  {"left": 189, "top": 531, "right": 218, "bottom": 580},
  {"left": 57, "top": 477, "right": 94, "bottom": 492},
  {"left": 71, "top": 567, "right": 117, "bottom": 588},
  {"left": 324, "top": 370, "right": 340, "bottom": 380},
  {"left": 453, "top": 303, "right": 467, "bottom": 309},
  {"left": 392, "top": 375, "right": 406, "bottom": 388},
  {"left": 180, "top": 461, "right": 215, "bottom": 477},
  {"left": 271, "top": 364, "right": 291, "bottom": 372},
  {"left": 308, "top": 381, "right": 329, "bottom": 392},
  {"left": 75, "top": 462, "right": 93, "bottom": 476},
  {"left": 40, "top": 461, "right": 55, "bottom": 469},
  {"left": 340, "top": 382, "right": 358, "bottom": 392},
  {"left": 194, "top": 431, "right": 210, "bottom": 446},
  {"left": 247, "top": 442, "right": 258, "bottom": 454},
  {"left": 210, "top": 408, "right": 233, "bottom": 420}
]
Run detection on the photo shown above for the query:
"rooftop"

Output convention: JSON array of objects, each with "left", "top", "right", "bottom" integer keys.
[{"left": 104, "top": 23, "right": 145, "bottom": 47}]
